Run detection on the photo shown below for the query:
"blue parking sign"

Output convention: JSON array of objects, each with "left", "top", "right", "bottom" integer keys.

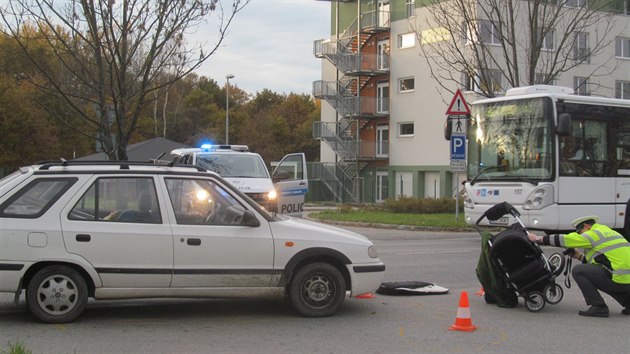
[{"left": 450, "top": 135, "right": 466, "bottom": 160}]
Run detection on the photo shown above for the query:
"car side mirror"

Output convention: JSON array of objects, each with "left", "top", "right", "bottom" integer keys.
[
  {"left": 241, "top": 210, "right": 261, "bottom": 227},
  {"left": 556, "top": 113, "right": 571, "bottom": 136},
  {"left": 272, "top": 170, "right": 290, "bottom": 183}
]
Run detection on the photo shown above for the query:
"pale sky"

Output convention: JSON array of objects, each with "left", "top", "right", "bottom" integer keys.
[{"left": 195, "top": 0, "right": 331, "bottom": 95}]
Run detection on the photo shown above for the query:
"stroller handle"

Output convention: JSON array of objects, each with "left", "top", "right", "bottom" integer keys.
[{"left": 475, "top": 201, "right": 524, "bottom": 228}]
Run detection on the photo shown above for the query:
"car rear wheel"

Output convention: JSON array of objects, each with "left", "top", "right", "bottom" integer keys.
[
  {"left": 27, "top": 265, "right": 88, "bottom": 323},
  {"left": 289, "top": 262, "right": 345, "bottom": 317}
]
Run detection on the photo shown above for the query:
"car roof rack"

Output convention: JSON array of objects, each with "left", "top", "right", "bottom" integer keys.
[{"left": 36, "top": 159, "right": 208, "bottom": 172}]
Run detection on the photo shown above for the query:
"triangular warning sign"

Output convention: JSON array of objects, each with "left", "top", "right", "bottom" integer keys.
[{"left": 446, "top": 89, "right": 471, "bottom": 115}]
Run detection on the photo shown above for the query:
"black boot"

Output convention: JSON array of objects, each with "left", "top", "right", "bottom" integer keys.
[{"left": 578, "top": 305, "right": 609, "bottom": 317}]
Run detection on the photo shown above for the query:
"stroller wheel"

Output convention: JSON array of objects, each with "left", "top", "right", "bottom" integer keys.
[
  {"left": 525, "top": 291, "right": 546, "bottom": 312},
  {"left": 544, "top": 283, "right": 564, "bottom": 304},
  {"left": 548, "top": 252, "right": 565, "bottom": 276}
]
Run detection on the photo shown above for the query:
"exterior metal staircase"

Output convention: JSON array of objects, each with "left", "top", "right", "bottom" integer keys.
[{"left": 312, "top": 7, "right": 390, "bottom": 203}]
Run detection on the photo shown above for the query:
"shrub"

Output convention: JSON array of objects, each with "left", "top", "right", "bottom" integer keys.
[
  {"left": 336, "top": 204, "right": 354, "bottom": 214},
  {"left": 383, "top": 197, "right": 456, "bottom": 214}
]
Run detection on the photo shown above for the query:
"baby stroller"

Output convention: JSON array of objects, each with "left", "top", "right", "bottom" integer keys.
[{"left": 475, "top": 202, "right": 567, "bottom": 312}]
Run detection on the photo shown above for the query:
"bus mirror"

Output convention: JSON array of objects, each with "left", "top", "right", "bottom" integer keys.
[
  {"left": 444, "top": 118, "right": 452, "bottom": 140},
  {"left": 556, "top": 113, "right": 571, "bottom": 136}
]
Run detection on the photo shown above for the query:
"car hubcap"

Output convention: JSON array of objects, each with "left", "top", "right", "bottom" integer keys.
[
  {"left": 37, "top": 275, "right": 78, "bottom": 316},
  {"left": 302, "top": 274, "right": 335, "bottom": 309}
]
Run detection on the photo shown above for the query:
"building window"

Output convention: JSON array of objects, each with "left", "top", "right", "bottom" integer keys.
[
  {"left": 406, "top": 0, "right": 415, "bottom": 17},
  {"left": 564, "top": 0, "right": 587, "bottom": 8},
  {"left": 398, "top": 122, "right": 414, "bottom": 137},
  {"left": 574, "top": 77, "right": 589, "bottom": 96},
  {"left": 535, "top": 73, "right": 555, "bottom": 85},
  {"left": 573, "top": 32, "right": 590, "bottom": 63},
  {"left": 399, "top": 77, "right": 415, "bottom": 93},
  {"left": 377, "top": 81, "right": 389, "bottom": 113},
  {"left": 463, "top": 69, "right": 503, "bottom": 94},
  {"left": 376, "top": 171, "right": 389, "bottom": 203},
  {"left": 616, "top": 81, "right": 630, "bottom": 99},
  {"left": 398, "top": 33, "right": 415, "bottom": 49},
  {"left": 479, "top": 20, "right": 500, "bottom": 45},
  {"left": 542, "top": 29, "right": 554, "bottom": 51},
  {"left": 616, "top": 37, "right": 630, "bottom": 58}
]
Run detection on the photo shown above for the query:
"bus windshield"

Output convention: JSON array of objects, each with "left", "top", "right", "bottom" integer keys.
[{"left": 467, "top": 97, "right": 554, "bottom": 182}]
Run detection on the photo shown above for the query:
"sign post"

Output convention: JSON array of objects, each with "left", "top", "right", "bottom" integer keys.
[{"left": 446, "top": 90, "right": 470, "bottom": 221}]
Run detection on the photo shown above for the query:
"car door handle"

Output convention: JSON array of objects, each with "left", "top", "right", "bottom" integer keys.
[
  {"left": 187, "top": 238, "right": 201, "bottom": 246},
  {"left": 76, "top": 234, "right": 91, "bottom": 242}
]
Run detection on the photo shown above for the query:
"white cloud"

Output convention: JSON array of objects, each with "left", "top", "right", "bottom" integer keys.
[{"left": 195, "top": 0, "right": 330, "bottom": 95}]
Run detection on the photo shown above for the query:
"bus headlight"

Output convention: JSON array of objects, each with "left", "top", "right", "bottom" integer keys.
[
  {"left": 463, "top": 193, "right": 474, "bottom": 209},
  {"left": 523, "top": 185, "right": 553, "bottom": 210}
]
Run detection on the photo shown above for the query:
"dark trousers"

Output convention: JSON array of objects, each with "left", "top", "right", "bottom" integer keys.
[{"left": 572, "top": 263, "right": 630, "bottom": 308}]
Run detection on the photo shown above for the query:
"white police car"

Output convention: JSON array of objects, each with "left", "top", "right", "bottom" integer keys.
[
  {"left": 0, "top": 161, "right": 385, "bottom": 323},
  {"left": 171, "top": 145, "right": 308, "bottom": 215}
]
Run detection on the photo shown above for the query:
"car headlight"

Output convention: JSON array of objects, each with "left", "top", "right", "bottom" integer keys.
[
  {"left": 266, "top": 189, "right": 277, "bottom": 201},
  {"left": 523, "top": 184, "right": 554, "bottom": 210},
  {"left": 368, "top": 246, "right": 378, "bottom": 258}
]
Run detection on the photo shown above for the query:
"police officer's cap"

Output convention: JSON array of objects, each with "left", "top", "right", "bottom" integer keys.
[{"left": 571, "top": 215, "right": 599, "bottom": 229}]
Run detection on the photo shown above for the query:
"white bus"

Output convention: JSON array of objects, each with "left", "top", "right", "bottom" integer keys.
[{"left": 446, "top": 85, "right": 630, "bottom": 238}]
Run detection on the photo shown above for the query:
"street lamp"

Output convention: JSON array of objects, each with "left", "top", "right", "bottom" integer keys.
[{"left": 225, "top": 74, "right": 235, "bottom": 144}]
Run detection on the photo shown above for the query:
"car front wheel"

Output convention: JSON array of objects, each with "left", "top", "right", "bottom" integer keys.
[
  {"left": 27, "top": 265, "right": 88, "bottom": 323},
  {"left": 289, "top": 262, "right": 346, "bottom": 317}
]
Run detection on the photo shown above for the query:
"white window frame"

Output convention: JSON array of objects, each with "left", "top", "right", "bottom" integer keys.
[
  {"left": 399, "top": 77, "right": 415, "bottom": 93},
  {"left": 398, "top": 122, "right": 414, "bottom": 137},
  {"left": 376, "top": 171, "right": 389, "bottom": 203},
  {"left": 542, "top": 29, "right": 554, "bottom": 51},
  {"left": 616, "top": 37, "right": 630, "bottom": 59},
  {"left": 478, "top": 20, "right": 500, "bottom": 45},
  {"left": 563, "top": 0, "right": 587, "bottom": 8},
  {"left": 405, "top": 0, "right": 415, "bottom": 17},
  {"left": 574, "top": 32, "right": 590, "bottom": 63},
  {"left": 398, "top": 32, "right": 415, "bottom": 49},
  {"left": 377, "top": 81, "right": 389, "bottom": 114},
  {"left": 376, "top": 125, "right": 389, "bottom": 158},
  {"left": 535, "top": 72, "right": 555, "bottom": 86},
  {"left": 574, "top": 76, "right": 589, "bottom": 96},
  {"left": 463, "top": 69, "right": 503, "bottom": 95},
  {"left": 616, "top": 81, "right": 630, "bottom": 99}
]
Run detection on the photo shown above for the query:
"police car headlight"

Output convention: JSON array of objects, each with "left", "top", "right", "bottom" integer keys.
[
  {"left": 267, "top": 189, "right": 277, "bottom": 201},
  {"left": 368, "top": 246, "right": 378, "bottom": 258}
]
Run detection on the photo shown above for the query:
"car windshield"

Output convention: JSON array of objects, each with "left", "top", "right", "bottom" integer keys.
[
  {"left": 195, "top": 154, "right": 270, "bottom": 178},
  {"left": 467, "top": 97, "right": 554, "bottom": 182}
]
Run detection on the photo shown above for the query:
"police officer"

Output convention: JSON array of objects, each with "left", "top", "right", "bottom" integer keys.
[{"left": 528, "top": 216, "right": 630, "bottom": 317}]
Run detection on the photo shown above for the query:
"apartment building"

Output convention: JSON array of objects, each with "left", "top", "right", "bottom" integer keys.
[{"left": 313, "top": 0, "right": 630, "bottom": 203}]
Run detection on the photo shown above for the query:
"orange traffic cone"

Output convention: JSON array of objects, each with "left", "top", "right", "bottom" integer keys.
[
  {"left": 449, "top": 291, "right": 478, "bottom": 332},
  {"left": 355, "top": 292, "right": 376, "bottom": 299},
  {"left": 475, "top": 287, "right": 485, "bottom": 296}
]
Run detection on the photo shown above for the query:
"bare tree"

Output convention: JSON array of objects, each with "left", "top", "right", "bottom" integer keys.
[
  {"left": 0, "top": 0, "right": 249, "bottom": 160},
  {"left": 414, "top": 0, "right": 618, "bottom": 98}
]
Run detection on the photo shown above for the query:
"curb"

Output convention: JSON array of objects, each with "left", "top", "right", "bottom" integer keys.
[{"left": 303, "top": 215, "right": 475, "bottom": 233}]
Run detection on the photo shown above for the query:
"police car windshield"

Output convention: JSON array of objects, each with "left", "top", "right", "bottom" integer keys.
[{"left": 195, "top": 154, "right": 270, "bottom": 178}]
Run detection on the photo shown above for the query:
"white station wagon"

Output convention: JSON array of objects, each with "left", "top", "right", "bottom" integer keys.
[{"left": 0, "top": 161, "right": 385, "bottom": 323}]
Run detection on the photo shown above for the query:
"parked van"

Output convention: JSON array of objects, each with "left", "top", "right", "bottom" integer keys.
[{"left": 171, "top": 145, "right": 308, "bottom": 214}]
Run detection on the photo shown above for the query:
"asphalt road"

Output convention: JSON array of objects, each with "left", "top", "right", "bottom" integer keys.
[{"left": 1, "top": 225, "right": 629, "bottom": 353}]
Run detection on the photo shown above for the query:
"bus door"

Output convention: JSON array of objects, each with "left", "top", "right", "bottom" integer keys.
[
  {"left": 272, "top": 153, "right": 308, "bottom": 216},
  {"left": 558, "top": 118, "right": 616, "bottom": 227},
  {"left": 614, "top": 124, "right": 630, "bottom": 230}
]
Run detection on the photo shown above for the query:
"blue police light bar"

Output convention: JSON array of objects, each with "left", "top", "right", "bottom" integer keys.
[{"left": 199, "top": 144, "right": 249, "bottom": 152}]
